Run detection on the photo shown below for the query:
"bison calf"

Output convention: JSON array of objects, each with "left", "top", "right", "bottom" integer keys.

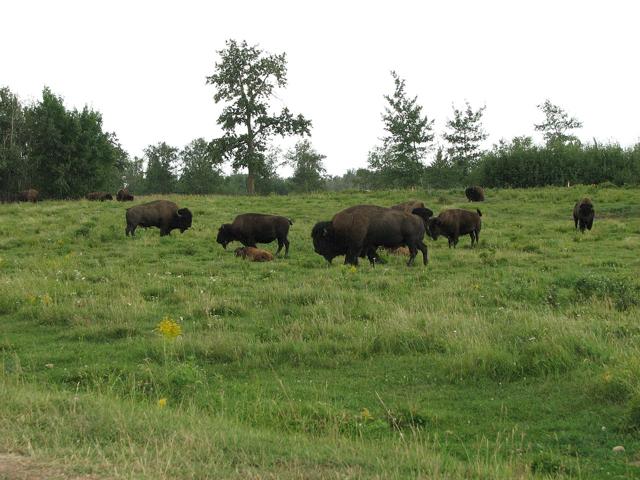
[
  {"left": 217, "top": 213, "right": 292, "bottom": 257},
  {"left": 234, "top": 246, "right": 274, "bottom": 262},
  {"left": 125, "top": 200, "right": 192, "bottom": 237},
  {"left": 427, "top": 209, "right": 482, "bottom": 248},
  {"left": 465, "top": 186, "right": 485, "bottom": 202},
  {"left": 573, "top": 198, "right": 594, "bottom": 232}
]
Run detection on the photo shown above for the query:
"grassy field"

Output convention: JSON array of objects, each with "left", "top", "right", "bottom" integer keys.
[{"left": 1, "top": 186, "right": 639, "bottom": 479}]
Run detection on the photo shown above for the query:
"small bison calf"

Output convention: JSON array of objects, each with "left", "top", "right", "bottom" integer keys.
[
  {"left": 234, "top": 246, "right": 274, "bottom": 262},
  {"left": 573, "top": 198, "right": 594, "bottom": 232},
  {"left": 427, "top": 209, "right": 482, "bottom": 248},
  {"left": 86, "top": 191, "right": 113, "bottom": 201}
]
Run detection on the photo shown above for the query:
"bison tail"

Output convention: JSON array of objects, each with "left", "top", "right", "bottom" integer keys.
[{"left": 476, "top": 209, "right": 482, "bottom": 217}]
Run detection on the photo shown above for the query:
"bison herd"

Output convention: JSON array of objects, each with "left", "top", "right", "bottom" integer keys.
[{"left": 1, "top": 186, "right": 597, "bottom": 264}]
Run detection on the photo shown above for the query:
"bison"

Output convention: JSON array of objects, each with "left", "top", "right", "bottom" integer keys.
[
  {"left": 217, "top": 214, "right": 292, "bottom": 257},
  {"left": 234, "top": 246, "right": 274, "bottom": 262},
  {"left": 573, "top": 198, "right": 594, "bottom": 232},
  {"left": 311, "top": 205, "right": 432, "bottom": 266},
  {"left": 391, "top": 200, "right": 428, "bottom": 214},
  {"left": 17, "top": 189, "right": 39, "bottom": 203},
  {"left": 427, "top": 209, "right": 482, "bottom": 248},
  {"left": 465, "top": 186, "right": 485, "bottom": 202},
  {"left": 86, "top": 191, "right": 113, "bottom": 201},
  {"left": 116, "top": 188, "right": 134, "bottom": 201},
  {"left": 125, "top": 200, "right": 192, "bottom": 237}
]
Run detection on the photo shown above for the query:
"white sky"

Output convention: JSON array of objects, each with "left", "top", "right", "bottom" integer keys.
[{"left": 2, "top": 0, "right": 639, "bottom": 176}]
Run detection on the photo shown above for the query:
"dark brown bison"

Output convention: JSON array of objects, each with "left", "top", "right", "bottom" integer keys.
[
  {"left": 573, "top": 198, "right": 594, "bottom": 232},
  {"left": 465, "top": 186, "right": 485, "bottom": 202},
  {"left": 116, "top": 188, "right": 134, "bottom": 201},
  {"left": 217, "top": 214, "right": 292, "bottom": 257},
  {"left": 427, "top": 209, "right": 482, "bottom": 248},
  {"left": 17, "top": 189, "right": 39, "bottom": 203},
  {"left": 311, "top": 205, "right": 432, "bottom": 266},
  {"left": 86, "top": 191, "right": 113, "bottom": 201},
  {"left": 125, "top": 200, "right": 192, "bottom": 237},
  {"left": 234, "top": 246, "right": 274, "bottom": 262}
]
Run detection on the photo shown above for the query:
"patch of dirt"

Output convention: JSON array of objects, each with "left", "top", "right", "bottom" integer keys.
[{"left": 0, "top": 454, "right": 104, "bottom": 480}]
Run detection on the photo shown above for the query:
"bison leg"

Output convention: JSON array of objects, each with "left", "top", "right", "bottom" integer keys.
[
  {"left": 574, "top": 218, "right": 579, "bottom": 229},
  {"left": 275, "top": 241, "right": 284, "bottom": 257},
  {"left": 283, "top": 238, "right": 290, "bottom": 257},
  {"left": 447, "top": 237, "right": 453, "bottom": 248},
  {"left": 345, "top": 246, "right": 360, "bottom": 266},
  {"left": 406, "top": 245, "right": 418, "bottom": 267}
]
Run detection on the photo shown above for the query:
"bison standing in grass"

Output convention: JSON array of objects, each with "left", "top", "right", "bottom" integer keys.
[
  {"left": 312, "top": 205, "right": 432, "bottom": 266},
  {"left": 573, "top": 198, "right": 595, "bottom": 232},
  {"left": 125, "top": 200, "right": 192, "bottom": 237},
  {"left": 217, "top": 214, "right": 292, "bottom": 257},
  {"left": 17, "top": 189, "right": 39, "bottom": 203},
  {"left": 465, "top": 186, "right": 485, "bottom": 202},
  {"left": 391, "top": 200, "right": 431, "bottom": 215},
  {"left": 86, "top": 191, "right": 113, "bottom": 201},
  {"left": 116, "top": 188, "right": 134, "bottom": 201},
  {"left": 427, "top": 209, "right": 482, "bottom": 248}
]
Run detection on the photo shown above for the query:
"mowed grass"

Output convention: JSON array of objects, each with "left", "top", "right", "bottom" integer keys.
[{"left": 1, "top": 186, "right": 640, "bottom": 479}]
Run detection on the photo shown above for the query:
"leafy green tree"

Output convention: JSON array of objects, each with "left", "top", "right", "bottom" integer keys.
[
  {"left": 442, "top": 101, "right": 488, "bottom": 176},
  {"left": 121, "top": 155, "right": 146, "bottom": 194},
  {"left": 179, "top": 138, "right": 223, "bottom": 194},
  {"left": 0, "top": 87, "right": 27, "bottom": 193},
  {"left": 206, "top": 39, "right": 312, "bottom": 194},
  {"left": 24, "top": 87, "right": 122, "bottom": 198},
  {"left": 285, "top": 139, "right": 326, "bottom": 192},
  {"left": 368, "top": 71, "right": 434, "bottom": 187},
  {"left": 144, "top": 142, "right": 178, "bottom": 194},
  {"left": 534, "top": 99, "right": 582, "bottom": 146}
]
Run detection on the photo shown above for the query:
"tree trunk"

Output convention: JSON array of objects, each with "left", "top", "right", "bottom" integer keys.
[{"left": 246, "top": 170, "right": 256, "bottom": 195}]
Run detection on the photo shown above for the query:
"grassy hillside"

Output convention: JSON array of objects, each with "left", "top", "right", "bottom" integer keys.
[{"left": 1, "top": 186, "right": 639, "bottom": 479}]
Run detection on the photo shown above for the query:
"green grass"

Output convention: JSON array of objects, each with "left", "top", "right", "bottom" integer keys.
[{"left": 1, "top": 186, "right": 640, "bottom": 479}]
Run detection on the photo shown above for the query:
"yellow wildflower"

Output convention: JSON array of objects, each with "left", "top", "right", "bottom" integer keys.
[
  {"left": 602, "top": 371, "right": 612, "bottom": 383},
  {"left": 41, "top": 294, "right": 53, "bottom": 306},
  {"left": 349, "top": 266, "right": 357, "bottom": 274},
  {"left": 361, "top": 408, "right": 373, "bottom": 421},
  {"left": 157, "top": 398, "right": 167, "bottom": 408},
  {"left": 156, "top": 317, "right": 182, "bottom": 339},
  {"left": 26, "top": 294, "right": 38, "bottom": 305}
]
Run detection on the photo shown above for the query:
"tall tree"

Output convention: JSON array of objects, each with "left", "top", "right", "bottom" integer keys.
[
  {"left": 179, "top": 138, "right": 223, "bottom": 194},
  {"left": 144, "top": 142, "right": 178, "bottom": 194},
  {"left": 368, "top": 71, "right": 434, "bottom": 187},
  {"left": 207, "top": 39, "right": 312, "bottom": 194},
  {"left": 285, "top": 139, "right": 326, "bottom": 192},
  {"left": 442, "top": 101, "right": 488, "bottom": 176},
  {"left": 534, "top": 99, "right": 582, "bottom": 146},
  {"left": 0, "top": 87, "right": 27, "bottom": 193}
]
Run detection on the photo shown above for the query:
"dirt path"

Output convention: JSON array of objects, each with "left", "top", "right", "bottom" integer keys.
[{"left": 0, "top": 454, "right": 104, "bottom": 480}]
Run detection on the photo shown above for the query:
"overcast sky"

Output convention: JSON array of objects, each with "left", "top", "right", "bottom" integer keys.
[{"left": 3, "top": 0, "right": 639, "bottom": 175}]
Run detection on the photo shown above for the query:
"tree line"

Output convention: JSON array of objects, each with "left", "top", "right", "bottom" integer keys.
[{"left": 2, "top": 39, "right": 639, "bottom": 198}]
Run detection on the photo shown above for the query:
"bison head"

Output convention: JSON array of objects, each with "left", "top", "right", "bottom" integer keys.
[
  {"left": 579, "top": 203, "right": 594, "bottom": 216},
  {"left": 426, "top": 217, "right": 443, "bottom": 240},
  {"left": 177, "top": 208, "right": 193, "bottom": 233},
  {"left": 311, "top": 221, "right": 344, "bottom": 263},
  {"left": 216, "top": 224, "right": 233, "bottom": 249},
  {"left": 411, "top": 207, "right": 433, "bottom": 222}
]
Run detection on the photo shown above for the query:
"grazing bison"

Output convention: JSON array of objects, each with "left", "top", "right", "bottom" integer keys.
[
  {"left": 125, "top": 200, "right": 192, "bottom": 237},
  {"left": 312, "top": 205, "right": 432, "bottom": 266},
  {"left": 234, "top": 246, "right": 274, "bottom": 262},
  {"left": 116, "top": 188, "right": 134, "bottom": 201},
  {"left": 427, "top": 209, "right": 482, "bottom": 248},
  {"left": 391, "top": 200, "right": 429, "bottom": 214},
  {"left": 465, "top": 186, "right": 485, "bottom": 202},
  {"left": 217, "top": 214, "right": 292, "bottom": 257},
  {"left": 17, "top": 189, "right": 39, "bottom": 203},
  {"left": 573, "top": 198, "right": 594, "bottom": 232},
  {"left": 86, "top": 191, "right": 113, "bottom": 201}
]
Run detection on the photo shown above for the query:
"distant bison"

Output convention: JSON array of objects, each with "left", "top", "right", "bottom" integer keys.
[
  {"left": 125, "top": 200, "right": 192, "bottom": 237},
  {"left": 116, "top": 188, "right": 134, "bottom": 201},
  {"left": 234, "top": 246, "right": 274, "bottom": 262},
  {"left": 312, "top": 205, "right": 432, "bottom": 266},
  {"left": 17, "top": 189, "right": 39, "bottom": 203},
  {"left": 427, "top": 209, "right": 482, "bottom": 248},
  {"left": 391, "top": 200, "right": 430, "bottom": 214},
  {"left": 217, "top": 214, "right": 292, "bottom": 257},
  {"left": 573, "top": 198, "right": 594, "bottom": 232},
  {"left": 465, "top": 186, "right": 485, "bottom": 202},
  {"left": 86, "top": 191, "right": 113, "bottom": 201}
]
